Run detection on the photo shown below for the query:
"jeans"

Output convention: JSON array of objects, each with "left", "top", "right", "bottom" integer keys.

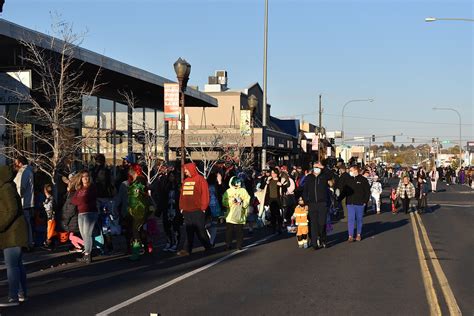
[
  {"left": 4, "top": 247, "right": 27, "bottom": 299},
  {"left": 78, "top": 212, "right": 98, "bottom": 254},
  {"left": 347, "top": 204, "right": 364, "bottom": 237},
  {"left": 23, "top": 208, "right": 34, "bottom": 247}
]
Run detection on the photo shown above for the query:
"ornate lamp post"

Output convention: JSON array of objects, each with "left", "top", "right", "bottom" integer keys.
[
  {"left": 248, "top": 94, "right": 258, "bottom": 165},
  {"left": 174, "top": 58, "right": 191, "bottom": 182}
]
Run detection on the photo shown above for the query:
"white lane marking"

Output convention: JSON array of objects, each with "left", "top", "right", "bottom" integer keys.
[
  {"left": 96, "top": 234, "right": 276, "bottom": 316},
  {"left": 415, "top": 212, "right": 462, "bottom": 315},
  {"left": 410, "top": 212, "right": 442, "bottom": 316}
]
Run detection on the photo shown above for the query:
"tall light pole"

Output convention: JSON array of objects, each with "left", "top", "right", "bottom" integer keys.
[
  {"left": 341, "top": 98, "right": 374, "bottom": 145},
  {"left": 261, "top": 0, "right": 269, "bottom": 169},
  {"left": 248, "top": 95, "right": 258, "bottom": 166},
  {"left": 174, "top": 58, "right": 191, "bottom": 182},
  {"left": 425, "top": 17, "right": 474, "bottom": 22},
  {"left": 433, "top": 107, "right": 462, "bottom": 166}
]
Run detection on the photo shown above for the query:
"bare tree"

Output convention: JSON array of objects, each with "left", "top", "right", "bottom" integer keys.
[
  {"left": 186, "top": 130, "right": 225, "bottom": 179},
  {"left": 185, "top": 127, "right": 253, "bottom": 178},
  {"left": 0, "top": 19, "right": 102, "bottom": 185},
  {"left": 119, "top": 90, "right": 167, "bottom": 185}
]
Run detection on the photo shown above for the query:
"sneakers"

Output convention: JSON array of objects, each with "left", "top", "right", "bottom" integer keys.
[
  {"left": 348, "top": 236, "right": 354, "bottom": 242},
  {"left": 76, "top": 253, "right": 91, "bottom": 264},
  {"left": 177, "top": 250, "right": 190, "bottom": 257},
  {"left": 18, "top": 294, "right": 27, "bottom": 303},
  {"left": 356, "top": 235, "right": 362, "bottom": 241},
  {"left": 0, "top": 298, "right": 20, "bottom": 307},
  {"left": 163, "top": 243, "right": 171, "bottom": 252},
  {"left": 169, "top": 245, "right": 177, "bottom": 252}
]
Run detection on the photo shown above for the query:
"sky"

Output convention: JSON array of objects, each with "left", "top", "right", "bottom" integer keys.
[{"left": 1, "top": 0, "right": 473, "bottom": 147}]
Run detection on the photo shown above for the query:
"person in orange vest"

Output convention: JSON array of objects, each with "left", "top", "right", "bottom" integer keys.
[{"left": 292, "top": 197, "right": 309, "bottom": 248}]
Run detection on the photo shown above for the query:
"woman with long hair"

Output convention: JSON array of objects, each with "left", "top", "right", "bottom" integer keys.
[{"left": 71, "top": 170, "right": 98, "bottom": 264}]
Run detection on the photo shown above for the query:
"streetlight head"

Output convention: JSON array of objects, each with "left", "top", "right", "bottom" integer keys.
[
  {"left": 425, "top": 17, "right": 437, "bottom": 22},
  {"left": 368, "top": 99, "right": 374, "bottom": 102},
  {"left": 248, "top": 94, "right": 258, "bottom": 111},
  {"left": 173, "top": 57, "right": 191, "bottom": 80},
  {"left": 432, "top": 107, "right": 439, "bottom": 110}
]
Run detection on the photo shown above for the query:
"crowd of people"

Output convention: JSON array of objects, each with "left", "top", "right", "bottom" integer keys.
[{"left": 1, "top": 153, "right": 472, "bottom": 307}]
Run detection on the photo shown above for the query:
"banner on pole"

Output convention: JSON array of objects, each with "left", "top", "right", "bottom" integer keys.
[
  {"left": 164, "top": 83, "right": 180, "bottom": 121},
  {"left": 240, "top": 110, "right": 251, "bottom": 136}
]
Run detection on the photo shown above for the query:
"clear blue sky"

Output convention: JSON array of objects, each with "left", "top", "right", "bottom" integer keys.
[{"left": 2, "top": 0, "right": 473, "bottom": 146}]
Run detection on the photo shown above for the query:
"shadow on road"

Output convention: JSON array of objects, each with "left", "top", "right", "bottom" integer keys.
[{"left": 328, "top": 219, "right": 409, "bottom": 247}]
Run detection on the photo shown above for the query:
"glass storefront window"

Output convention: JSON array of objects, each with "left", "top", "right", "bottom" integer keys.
[
  {"left": 116, "top": 102, "right": 128, "bottom": 131},
  {"left": 115, "top": 102, "right": 129, "bottom": 162},
  {"left": 82, "top": 96, "right": 98, "bottom": 163},
  {"left": 132, "top": 107, "right": 144, "bottom": 153},
  {"left": 99, "top": 98, "right": 114, "bottom": 164}
]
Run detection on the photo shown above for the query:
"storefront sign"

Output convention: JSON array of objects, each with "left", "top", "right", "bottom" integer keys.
[
  {"left": 164, "top": 83, "right": 179, "bottom": 121},
  {"left": 240, "top": 110, "right": 251, "bottom": 136}
]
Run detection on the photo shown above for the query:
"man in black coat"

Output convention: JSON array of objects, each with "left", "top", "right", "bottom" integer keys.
[
  {"left": 336, "top": 166, "right": 351, "bottom": 222},
  {"left": 303, "top": 161, "right": 332, "bottom": 249}
]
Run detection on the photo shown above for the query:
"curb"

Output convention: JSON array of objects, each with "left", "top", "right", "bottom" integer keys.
[{"left": 0, "top": 251, "right": 79, "bottom": 281}]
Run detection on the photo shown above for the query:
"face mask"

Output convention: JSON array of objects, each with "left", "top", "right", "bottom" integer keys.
[
  {"left": 350, "top": 171, "right": 357, "bottom": 177},
  {"left": 313, "top": 168, "right": 321, "bottom": 175}
]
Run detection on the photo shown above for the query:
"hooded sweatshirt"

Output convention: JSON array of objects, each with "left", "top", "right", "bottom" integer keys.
[
  {"left": 222, "top": 176, "right": 251, "bottom": 225},
  {"left": 179, "top": 163, "right": 210, "bottom": 212}
]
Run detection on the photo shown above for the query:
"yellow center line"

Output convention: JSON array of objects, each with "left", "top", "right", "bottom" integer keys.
[
  {"left": 415, "top": 212, "right": 462, "bottom": 316},
  {"left": 410, "top": 212, "right": 442, "bottom": 316}
]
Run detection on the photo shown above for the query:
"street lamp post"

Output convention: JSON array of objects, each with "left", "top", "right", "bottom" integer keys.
[
  {"left": 341, "top": 99, "right": 374, "bottom": 145},
  {"left": 425, "top": 17, "right": 474, "bottom": 22},
  {"left": 433, "top": 107, "right": 462, "bottom": 167},
  {"left": 248, "top": 95, "right": 258, "bottom": 166},
  {"left": 174, "top": 58, "right": 191, "bottom": 183}
]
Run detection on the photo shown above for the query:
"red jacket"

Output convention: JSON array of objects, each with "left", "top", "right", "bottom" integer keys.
[{"left": 179, "top": 163, "right": 209, "bottom": 212}]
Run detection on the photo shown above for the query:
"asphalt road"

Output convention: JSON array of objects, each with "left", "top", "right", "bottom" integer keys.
[{"left": 1, "top": 180, "right": 472, "bottom": 316}]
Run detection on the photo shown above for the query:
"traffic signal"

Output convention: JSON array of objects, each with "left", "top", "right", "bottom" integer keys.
[
  {"left": 330, "top": 138, "right": 335, "bottom": 145},
  {"left": 393, "top": 135, "right": 396, "bottom": 142},
  {"left": 412, "top": 138, "right": 415, "bottom": 144},
  {"left": 372, "top": 135, "right": 375, "bottom": 142}
]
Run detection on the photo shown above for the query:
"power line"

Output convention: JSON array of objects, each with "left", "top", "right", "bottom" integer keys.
[{"left": 277, "top": 112, "right": 473, "bottom": 126}]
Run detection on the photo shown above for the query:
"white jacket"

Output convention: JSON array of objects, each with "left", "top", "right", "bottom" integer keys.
[
  {"left": 429, "top": 170, "right": 439, "bottom": 182},
  {"left": 370, "top": 181, "right": 382, "bottom": 197},
  {"left": 14, "top": 165, "right": 35, "bottom": 209}
]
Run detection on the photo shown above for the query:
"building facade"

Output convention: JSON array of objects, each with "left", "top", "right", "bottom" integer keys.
[{"left": 0, "top": 19, "right": 217, "bottom": 171}]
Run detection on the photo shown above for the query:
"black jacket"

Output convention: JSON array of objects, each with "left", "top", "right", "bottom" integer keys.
[
  {"left": 344, "top": 175, "right": 371, "bottom": 205},
  {"left": 61, "top": 192, "right": 79, "bottom": 233},
  {"left": 302, "top": 169, "right": 332, "bottom": 204}
]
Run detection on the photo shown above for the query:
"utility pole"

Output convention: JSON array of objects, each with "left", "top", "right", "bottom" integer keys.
[
  {"left": 318, "top": 94, "right": 322, "bottom": 162},
  {"left": 261, "top": 0, "right": 269, "bottom": 169}
]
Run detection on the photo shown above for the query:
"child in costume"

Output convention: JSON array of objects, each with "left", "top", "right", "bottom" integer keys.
[
  {"left": 128, "top": 164, "right": 152, "bottom": 260},
  {"left": 390, "top": 188, "right": 397, "bottom": 214},
  {"left": 292, "top": 197, "right": 309, "bottom": 248},
  {"left": 43, "top": 184, "right": 56, "bottom": 250}
]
